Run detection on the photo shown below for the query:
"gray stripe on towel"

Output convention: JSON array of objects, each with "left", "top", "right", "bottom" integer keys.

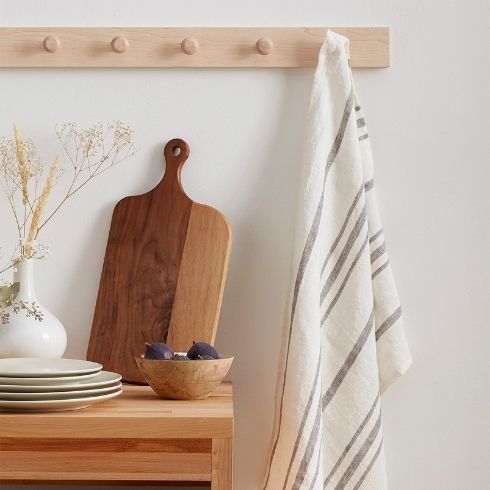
[
  {"left": 322, "top": 308, "right": 375, "bottom": 410},
  {"left": 323, "top": 394, "right": 380, "bottom": 487},
  {"left": 282, "top": 355, "right": 322, "bottom": 489},
  {"left": 321, "top": 233, "right": 369, "bottom": 326},
  {"left": 292, "top": 397, "right": 323, "bottom": 489},
  {"left": 301, "top": 305, "right": 373, "bottom": 486},
  {"left": 359, "top": 133, "right": 369, "bottom": 141},
  {"left": 266, "top": 181, "right": 324, "bottom": 489},
  {"left": 309, "top": 448, "right": 322, "bottom": 489},
  {"left": 321, "top": 183, "right": 365, "bottom": 276},
  {"left": 370, "top": 241, "right": 386, "bottom": 264},
  {"left": 375, "top": 306, "right": 402, "bottom": 341},
  {"left": 371, "top": 260, "right": 389, "bottom": 280},
  {"left": 369, "top": 228, "right": 383, "bottom": 244},
  {"left": 334, "top": 412, "right": 382, "bottom": 489},
  {"left": 320, "top": 206, "right": 367, "bottom": 306},
  {"left": 352, "top": 439, "right": 384, "bottom": 490},
  {"left": 364, "top": 179, "right": 374, "bottom": 192},
  {"left": 357, "top": 118, "right": 366, "bottom": 128},
  {"left": 264, "top": 86, "right": 354, "bottom": 489}
]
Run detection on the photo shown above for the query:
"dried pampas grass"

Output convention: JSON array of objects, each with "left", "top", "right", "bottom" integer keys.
[
  {"left": 1, "top": 122, "right": 136, "bottom": 325},
  {"left": 13, "top": 124, "right": 30, "bottom": 206},
  {"left": 27, "top": 156, "right": 58, "bottom": 244},
  {"left": 0, "top": 121, "right": 136, "bottom": 275}
]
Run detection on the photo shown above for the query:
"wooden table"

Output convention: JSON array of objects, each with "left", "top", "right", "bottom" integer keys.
[{"left": 0, "top": 382, "right": 234, "bottom": 488}]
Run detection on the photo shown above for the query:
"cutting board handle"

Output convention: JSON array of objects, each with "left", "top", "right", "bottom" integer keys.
[{"left": 161, "top": 138, "right": 190, "bottom": 191}]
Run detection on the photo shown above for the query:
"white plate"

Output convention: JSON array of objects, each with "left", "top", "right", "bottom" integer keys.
[
  {"left": 0, "top": 371, "right": 100, "bottom": 385},
  {"left": 0, "top": 388, "right": 122, "bottom": 412},
  {"left": 0, "top": 358, "right": 102, "bottom": 377},
  {"left": 0, "top": 382, "right": 123, "bottom": 401},
  {"left": 0, "top": 370, "right": 122, "bottom": 391}
]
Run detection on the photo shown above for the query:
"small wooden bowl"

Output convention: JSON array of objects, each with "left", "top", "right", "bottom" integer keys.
[{"left": 135, "top": 355, "right": 234, "bottom": 400}]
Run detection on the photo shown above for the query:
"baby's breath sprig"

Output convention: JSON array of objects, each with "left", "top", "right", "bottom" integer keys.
[
  {"left": 0, "top": 122, "right": 137, "bottom": 323},
  {"left": 36, "top": 121, "right": 136, "bottom": 237}
]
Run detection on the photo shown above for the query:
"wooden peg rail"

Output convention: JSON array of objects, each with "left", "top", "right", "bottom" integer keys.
[{"left": 0, "top": 27, "right": 390, "bottom": 68}]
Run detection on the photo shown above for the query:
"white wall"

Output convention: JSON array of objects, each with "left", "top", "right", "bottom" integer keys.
[{"left": 0, "top": 1, "right": 488, "bottom": 489}]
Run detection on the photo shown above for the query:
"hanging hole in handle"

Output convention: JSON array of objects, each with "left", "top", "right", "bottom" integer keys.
[{"left": 171, "top": 146, "right": 181, "bottom": 156}]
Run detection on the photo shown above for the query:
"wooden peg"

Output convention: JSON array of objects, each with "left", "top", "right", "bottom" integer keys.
[
  {"left": 256, "top": 37, "right": 273, "bottom": 55},
  {"left": 111, "top": 36, "right": 129, "bottom": 54},
  {"left": 181, "top": 37, "right": 199, "bottom": 55},
  {"left": 43, "top": 36, "right": 60, "bottom": 53}
]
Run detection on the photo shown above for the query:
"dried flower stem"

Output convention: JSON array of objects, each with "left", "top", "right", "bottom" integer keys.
[
  {"left": 13, "top": 124, "right": 31, "bottom": 207},
  {"left": 28, "top": 156, "right": 58, "bottom": 243},
  {"left": 34, "top": 122, "right": 136, "bottom": 237},
  {"left": 0, "top": 121, "right": 137, "bottom": 284}
]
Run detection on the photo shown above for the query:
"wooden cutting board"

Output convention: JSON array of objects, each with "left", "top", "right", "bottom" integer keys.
[{"left": 87, "top": 139, "right": 232, "bottom": 383}]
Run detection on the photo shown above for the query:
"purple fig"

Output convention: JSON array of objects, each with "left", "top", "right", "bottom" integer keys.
[
  {"left": 144, "top": 342, "right": 174, "bottom": 360},
  {"left": 187, "top": 342, "right": 219, "bottom": 360},
  {"left": 198, "top": 355, "right": 215, "bottom": 360}
]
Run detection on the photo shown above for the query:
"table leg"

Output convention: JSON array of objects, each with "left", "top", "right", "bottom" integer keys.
[{"left": 211, "top": 437, "right": 233, "bottom": 489}]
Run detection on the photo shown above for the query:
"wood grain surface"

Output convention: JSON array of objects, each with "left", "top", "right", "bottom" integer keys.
[
  {"left": 87, "top": 139, "right": 231, "bottom": 383},
  {"left": 0, "top": 27, "right": 390, "bottom": 68},
  {"left": 1, "top": 437, "right": 212, "bottom": 453},
  {"left": 0, "top": 383, "right": 233, "bottom": 486},
  {"left": 0, "top": 383, "right": 234, "bottom": 439},
  {"left": 135, "top": 356, "right": 234, "bottom": 400},
  {"left": 0, "top": 451, "right": 212, "bottom": 482},
  {"left": 212, "top": 438, "right": 233, "bottom": 490},
  {"left": 87, "top": 139, "right": 192, "bottom": 382},
  {"left": 167, "top": 203, "right": 232, "bottom": 351}
]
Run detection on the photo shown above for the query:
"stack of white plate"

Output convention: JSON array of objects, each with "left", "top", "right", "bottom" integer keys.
[{"left": 0, "top": 358, "right": 122, "bottom": 412}]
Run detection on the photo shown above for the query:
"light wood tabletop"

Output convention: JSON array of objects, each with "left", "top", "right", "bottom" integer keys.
[{"left": 0, "top": 382, "right": 234, "bottom": 488}]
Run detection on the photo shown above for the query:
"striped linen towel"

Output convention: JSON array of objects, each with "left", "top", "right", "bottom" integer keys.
[{"left": 263, "top": 30, "right": 412, "bottom": 490}]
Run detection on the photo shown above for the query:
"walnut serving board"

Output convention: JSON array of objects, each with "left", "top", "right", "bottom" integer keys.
[{"left": 87, "top": 139, "right": 232, "bottom": 383}]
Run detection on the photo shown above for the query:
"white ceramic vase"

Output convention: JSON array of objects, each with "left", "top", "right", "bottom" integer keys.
[{"left": 0, "top": 259, "right": 67, "bottom": 359}]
